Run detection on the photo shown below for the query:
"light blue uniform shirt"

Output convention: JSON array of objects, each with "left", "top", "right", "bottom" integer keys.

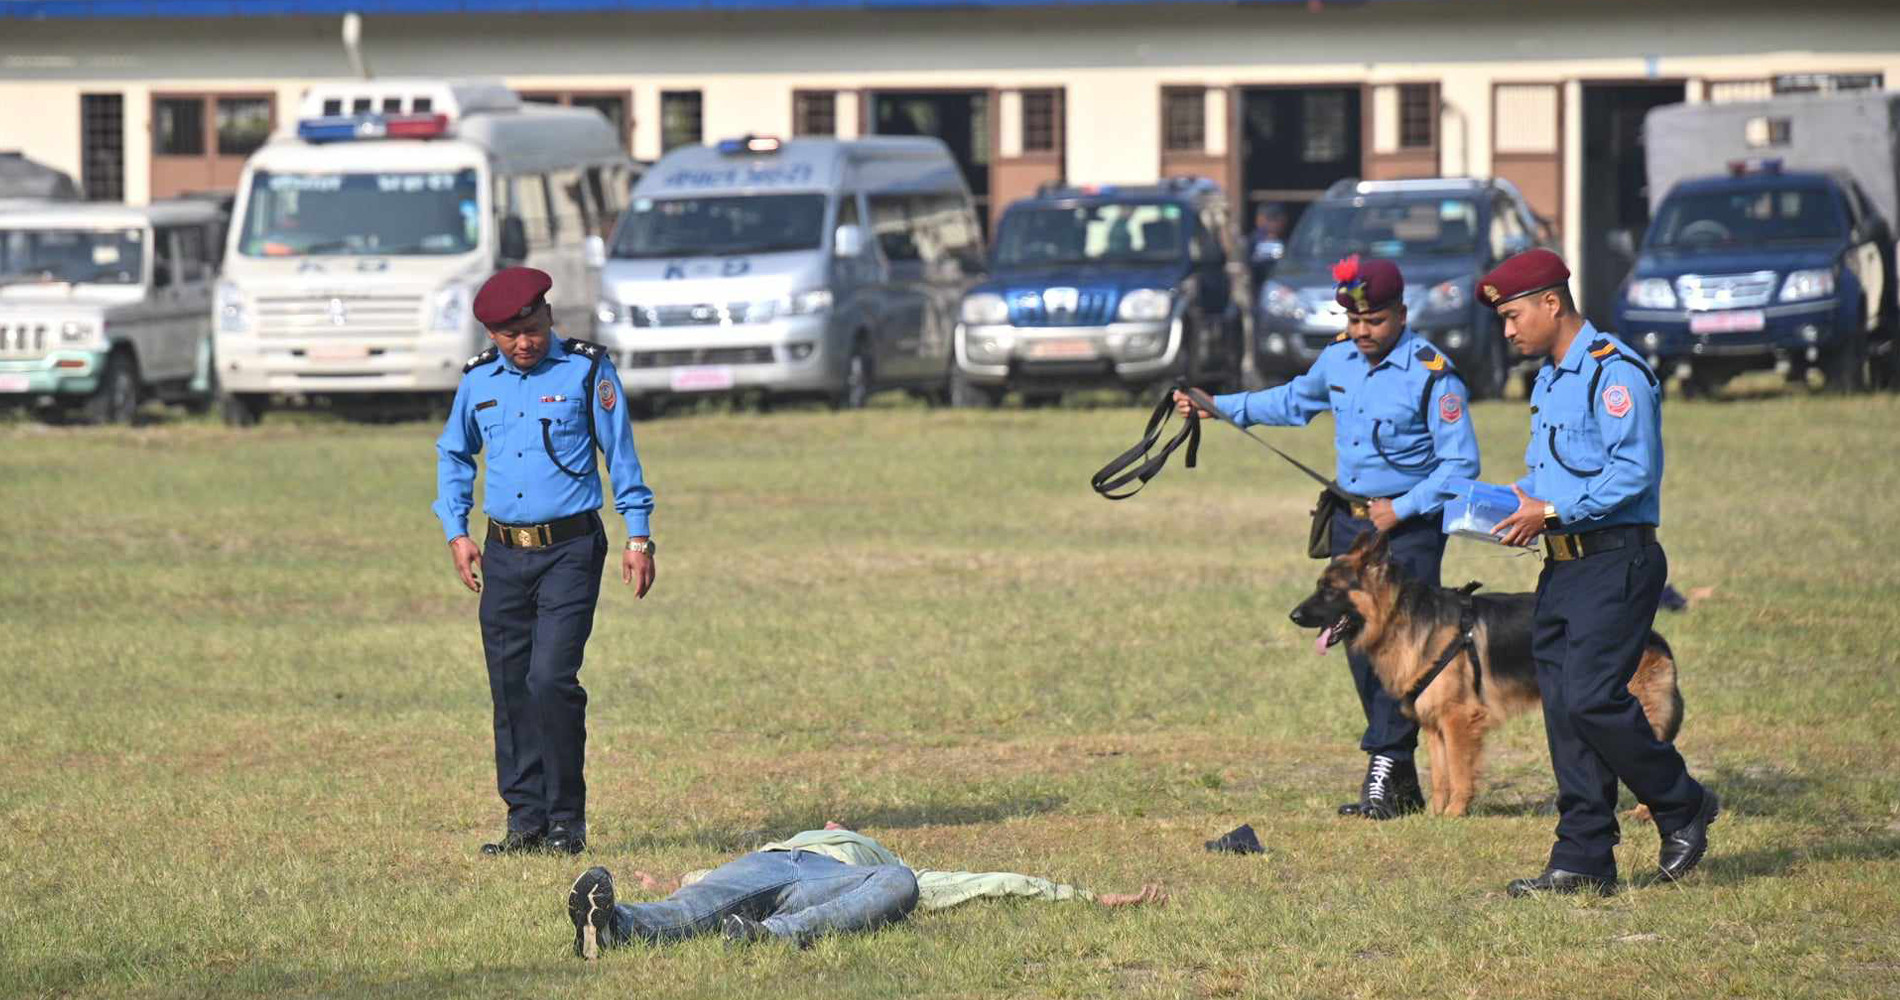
[
  {"left": 1515, "top": 323, "right": 1662, "bottom": 530},
  {"left": 433, "top": 335, "right": 654, "bottom": 541},
  {"left": 1212, "top": 330, "right": 1481, "bottom": 519}
]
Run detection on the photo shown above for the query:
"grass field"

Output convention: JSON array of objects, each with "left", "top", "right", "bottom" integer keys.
[{"left": 3, "top": 385, "right": 1899, "bottom": 999}]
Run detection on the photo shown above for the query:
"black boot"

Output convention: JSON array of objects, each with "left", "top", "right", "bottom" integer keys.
[
  {"left": 481, "top": 827, "right": 546, "bottom": 856},
  {"left": 1507, "top": 868, "right": 1618, "bottom": 898},
  {"left": 1657, "top": 790, "right": 1720, "bottom": 882},
  {"left": 1351, "top": 754, "right": 1424, "bottom": 821}
]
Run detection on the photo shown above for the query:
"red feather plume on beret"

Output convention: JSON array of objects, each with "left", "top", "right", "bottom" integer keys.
[{"left": 1332, "top": 254, "right": 1362, "bottom": 285}]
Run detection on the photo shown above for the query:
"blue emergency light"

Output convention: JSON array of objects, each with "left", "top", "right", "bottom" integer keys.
[
  {"left": 717, "top": 135, "right": 783, "bottom": 156},
  {"left": 298, "top": 112, "right": 451, "bottom": 144},
  {"left": 1727, "top": 157, "right": 1785, "bottom": 176}
]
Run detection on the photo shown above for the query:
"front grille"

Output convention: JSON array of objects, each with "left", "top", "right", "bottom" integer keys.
[
  {"left": 254, "top": 294, "right": 424, "bottom": 337},
  {"left": 0, "top": 322, "right": 50, "bottom": 359},
  {"left": 625, "top": 346, "right": 775, "bottom": 368},
  {"left": 630, "top": 303, "right": 760, "bottom": 328},
  {"left": 1006, "top": 287, "right": 1117, "bottom": 327},
  {"left": 1676, "top": 271, "right": 1778, "bottom": 311}
]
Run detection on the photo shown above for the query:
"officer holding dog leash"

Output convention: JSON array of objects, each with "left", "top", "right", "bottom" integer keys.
[
  {"left": 1176, "top": 256, "right": 1480, "bottom": 820},
  {"left": 1482, "top": 249, "right": 1716, "bottom": 896},
  {"left": 434, "top": 266, "right": 657, "bottom": 857}
]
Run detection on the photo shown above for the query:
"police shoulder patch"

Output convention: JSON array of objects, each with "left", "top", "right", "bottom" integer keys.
[
  {"left": 597, "top": 376, "right": 617, "bottom": 412},
  {"left": 1438, "top": 392, "right": 1464, "bottom": 423},
  {"left": 564, "top": 337, "right": 605, "bottom": 359},
  {"left": 463, "top": 347, "right": 498, "bottom": 373},
  {"left": 1601, "top": 384, "right": 1633, "bottom": 418},
  {"left": 1588, "top": 338, "right": 1618, "bottom": 360}
]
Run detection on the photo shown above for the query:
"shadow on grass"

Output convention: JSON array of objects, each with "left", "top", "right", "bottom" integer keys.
[
  {"left": 1644, "top": 833, "right": 1900, "bottom": 889},
  {"left": 602, "top": 794, "right": 1068, "bottom": 855}
]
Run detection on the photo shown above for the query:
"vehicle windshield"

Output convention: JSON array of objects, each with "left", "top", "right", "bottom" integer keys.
[
  {"left": 0, "top": 227, "right": 145, "bottom": 285},
  {"left": 1648, "top": 186, "right": 1843, "bottom": 248},
  {"left": 1287, "top": 198, "right": 1481, "bottom": 260},
  {"left": 611, "top": 194, "right": 827, "bottom": 258},
  {"left": 992, "top": 202, "right": 1187, "bottom": 268},
  {"left": 237, "top": 169, "right": 481, "bottom": 257}
]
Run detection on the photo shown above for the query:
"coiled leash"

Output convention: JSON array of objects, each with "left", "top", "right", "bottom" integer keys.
[{"left": 1090, "top": 384, "right": 1368, "bottom": 507}]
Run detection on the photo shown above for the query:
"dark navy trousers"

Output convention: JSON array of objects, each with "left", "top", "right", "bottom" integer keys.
[
  {"left": 1533, "top": 540, "right": 1703, "bottom": 877},
  {"left": 479, "top": 515, "right": 607, "bottom": 833},
  {"left": 1328, "top": 507, "right": 1445, "bottom": 761}
]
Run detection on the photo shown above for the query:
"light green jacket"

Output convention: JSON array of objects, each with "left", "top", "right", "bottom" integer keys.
[{"left": 682, "top": 828, "right": 1093, "bottom": 910}]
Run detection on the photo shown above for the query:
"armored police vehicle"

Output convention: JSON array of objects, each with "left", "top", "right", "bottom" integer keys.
[
  {"left": 598, "top": 135, "right": 979, "bottom": 411},
  {"left": 0, "top": 199, "right": 224, "bottom": 423},
  {"left": 952, "top": 177, "right": 1246, "bottom": 407},
  {"left": 216, "top": 79, "right": 635, "bottom": 425},
  {"left": 1255, "top": 177, "right": 1552, "bottom": 399},
  {"left": 1618, "top": 93, "right": 1899, "bottom": 394}
]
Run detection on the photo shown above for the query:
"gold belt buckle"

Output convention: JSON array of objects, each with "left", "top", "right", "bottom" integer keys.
[
  {"left": 514, "top": 527, "right": 537, "bottom": 548},
  {"left": 1545, "top": 534, "right": 1580, "bottom": 561},
  {"left": 1350, "top": 502, "right": 1370, "bottom": 519}
]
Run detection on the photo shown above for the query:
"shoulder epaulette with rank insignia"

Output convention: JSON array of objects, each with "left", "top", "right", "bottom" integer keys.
[
  {"left": 1416, "top": 346, "right": 1449, "bottom": 373},
  {"left": 462, "top": 347, "right": 498, "bottom": 373},
  {"left": 1334, "top": 331, "right": 1349, "bottom": 343},
  {"left": 1588, "top": 338, "right": 1618, "bottom": 360},
  {"left": 563, "top": 337, "right": 606, "bottom": 359}
]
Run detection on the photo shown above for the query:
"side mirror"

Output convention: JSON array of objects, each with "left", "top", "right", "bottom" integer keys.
[
  {"left": 584, "top": 235, "right": 607, "bottom": 269},
  {"left": 1606, "top": 230, "right": 1637, "bottom": 259},
  {"left": 499, "top": 215, "right": 528, "bottom": 263},
  {"left": 833, "top": 224, "right": 865, "bottom": 259}
]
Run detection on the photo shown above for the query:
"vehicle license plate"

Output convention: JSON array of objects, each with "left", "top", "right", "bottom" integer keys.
[
  {"left": 1028, "top": 338, "right": 1098, "bottom": 360},
  {"left": 1688, "top": 310, "right": 1765, "bottom": 334},
  {"left": 0, "top": 374, "right": 28, "bottom": 393},
  {"left": 308, "top": 345, "right": 370, "bottom": 362},
  {"left": 670, "top": 366, "right": 735, "bottom": 392}
]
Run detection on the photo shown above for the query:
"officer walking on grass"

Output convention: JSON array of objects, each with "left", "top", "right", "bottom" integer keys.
[
  {"left": 433, "top": 266, "right": 656, "bottom": 857},
  {"left": 1176, "top": 256, "right": 1480, "bottom": 819},
  {"left": 1482, "top": 249, "right": 1717, "bottom": 896}
]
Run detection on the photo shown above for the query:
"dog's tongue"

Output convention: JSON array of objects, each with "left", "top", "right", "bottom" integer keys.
[{"left": 1314, "top": 629, "right": 1331, "bottom": 656}]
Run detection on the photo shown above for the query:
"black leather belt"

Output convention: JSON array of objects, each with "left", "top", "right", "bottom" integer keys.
[
  {"left": 1544, "top": 525, "right": 1657, "bottom": 562},
  {"left": 487, "top": 511, "right": 600, "bottom": 549}
]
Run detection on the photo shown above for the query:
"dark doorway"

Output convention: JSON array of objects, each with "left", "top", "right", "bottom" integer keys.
[
  {"left": 1238, "top": 86, "right": 1362, "bottom": 234},
  {"left": 1581, "top": 82, "right": 1685, "bottom": 324},
  {"left": 869, "top": 91, "right": 992, "bottom": 229}
]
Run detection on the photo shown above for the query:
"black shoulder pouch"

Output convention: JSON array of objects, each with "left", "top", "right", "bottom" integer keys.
[{"left": 1309, "top": 488, "right": 1345, "bottom": 559}]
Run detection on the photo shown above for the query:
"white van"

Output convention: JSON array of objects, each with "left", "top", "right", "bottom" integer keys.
[
  {"left": 215, "top": 79, "right": 635, "bottom": 424},
  {"left": 597, "top": 136, "right": 981, "bottom": 410},
  {"left": 0, "top": 199, "right": 225, "bottom": 423}
]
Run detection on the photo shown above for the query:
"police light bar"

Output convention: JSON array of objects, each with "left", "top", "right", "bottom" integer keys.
[
  {"left": 298, "top": 112, "right": 451, "bottom": 144},
  {"left": 1727, "top": 157, "right": 1785, "bottom": 176},
  {"left": 717, "top": 135, "right": 783, "bottom": 155}
]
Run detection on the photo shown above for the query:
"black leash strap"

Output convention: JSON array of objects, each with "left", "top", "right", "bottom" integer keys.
[
  {"left": 1178, "top": 387, "right": 1368, "bottom": 505},
  {"left": 1090, "top": 389, "right": 1202, "bottom": 500},
  {"left": 1405, "top": 582, "right": 1484, "bottom": 710}
]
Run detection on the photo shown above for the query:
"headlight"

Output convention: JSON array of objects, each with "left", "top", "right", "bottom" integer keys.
[
  {"left": 1262, "top": 281, "right": 1304, "bottom": 319},
  {"left": 595, "top": 298, "right": 620, "bottom": 325},
  {"left": 430, "top": 284, "right": 468, "bottom": 335},
  {"left": 216, "top": 281, "right": 250, "bottom": 334},
  {"left": 960, "top": 292, "right": 1009, "bottom": 326},
  {"left": 1780, "top": 269, "right": 1836, "bottom": 302},
  {"left": 1625, "top": 278, "right": 1678, "bottom": 310},
  {"left": 1426, "top": 280, "right": 1465, "bottom": 313},
  {"left": 59, "top": 320, "right": 96, "bottom": 344},
  {"left": 1116, "top": 288, "right": 1173, "bottom": 323},
  {"left": 747, "top": 288, "right": 831, "bottom": 324}
]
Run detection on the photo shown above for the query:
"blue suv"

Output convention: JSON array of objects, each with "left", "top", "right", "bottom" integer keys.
[{"left": 950, "top": 178, "right": 1247, "bottom": 406}]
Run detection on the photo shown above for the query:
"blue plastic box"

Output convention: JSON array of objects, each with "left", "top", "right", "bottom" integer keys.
[{"left": 1441, "top": 478, "right": 1520, "bottom": 544}]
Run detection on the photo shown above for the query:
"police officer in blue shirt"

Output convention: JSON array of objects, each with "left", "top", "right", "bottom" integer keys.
[
  {"left": 1176, "top": 255, "right": 1481, "bottom": 819},
  {"left": 1483, "top": 249, "right": 1716, "bottom": 897},
  {"left": 434, "top": 266, "right": 657, "bottom": 857}
]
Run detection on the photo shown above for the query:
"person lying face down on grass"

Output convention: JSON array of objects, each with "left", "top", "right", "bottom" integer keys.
[{"left": 565, "top": 822, "right": 1168, "bottom": 957}]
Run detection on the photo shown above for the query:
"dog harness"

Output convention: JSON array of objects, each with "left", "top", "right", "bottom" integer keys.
[{"left": 1404, "top": 582, "right": 1485, "bottom": 712}]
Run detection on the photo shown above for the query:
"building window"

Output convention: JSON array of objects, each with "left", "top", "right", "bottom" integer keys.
[
  {"left": 154, "top": 97, "right": 205, "bottom": 156},
  {"left": 216, "top": 97, "right": 273, "bottom": 157},
  {"left": 795, "top": 91, "right": 837, "bottom": 137},
  {"left": 1022, "top": 90, "right": 1059, "bottom": 154},
  {"left": 1398, "top": 84, "right": 1435, "bottom": 150},
  {"left": 662, "top": 90, "right": 703, "bottom": 152},
  {"left": 1163, "top": 87, "right": 1206, "bottom": 153},
  {"left": 1774, "top": 72, "right": 1883, "bottom": 94},
  {"left": 1302, "top": 91, "right": 1349, "bottom": 163},
  {"left": 80, "top": 93, "right": 124, "bottom": 202}
]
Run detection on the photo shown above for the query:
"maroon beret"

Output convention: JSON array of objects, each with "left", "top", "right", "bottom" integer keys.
[
  {"left": 473, "top": 267, "right": 553, "bottom": 327},
  {"left": 1332, "top": 255, "right": 1404, "bottom": 313},
  {"left": 1478, "top": 249, "right": 1571, "bottom": 309}
]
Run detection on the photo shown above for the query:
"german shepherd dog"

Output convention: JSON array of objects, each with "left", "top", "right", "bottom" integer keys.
[{"left": 1289, "top": 531, "right": 1684, "bottom": 817}]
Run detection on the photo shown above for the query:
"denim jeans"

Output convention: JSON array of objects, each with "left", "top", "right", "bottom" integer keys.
[{"left": 612, "top": 850, "right": 920, "bottom": 946}]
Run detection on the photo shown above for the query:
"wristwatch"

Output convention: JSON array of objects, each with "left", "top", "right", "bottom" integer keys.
[
  {"left": 626, "top": 538, "right": 657, "bottom": 555},
  {"left": 1542, "top": 503, "right": 1561, "bottom": 531}
]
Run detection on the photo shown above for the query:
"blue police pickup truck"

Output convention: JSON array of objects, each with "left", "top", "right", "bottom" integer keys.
[
  {"left": 950, "top": 177, "right": 1248, "bottom": 407},
  {"left": 1620, "top": 94, "right": 1900, "bottom": 394}
]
